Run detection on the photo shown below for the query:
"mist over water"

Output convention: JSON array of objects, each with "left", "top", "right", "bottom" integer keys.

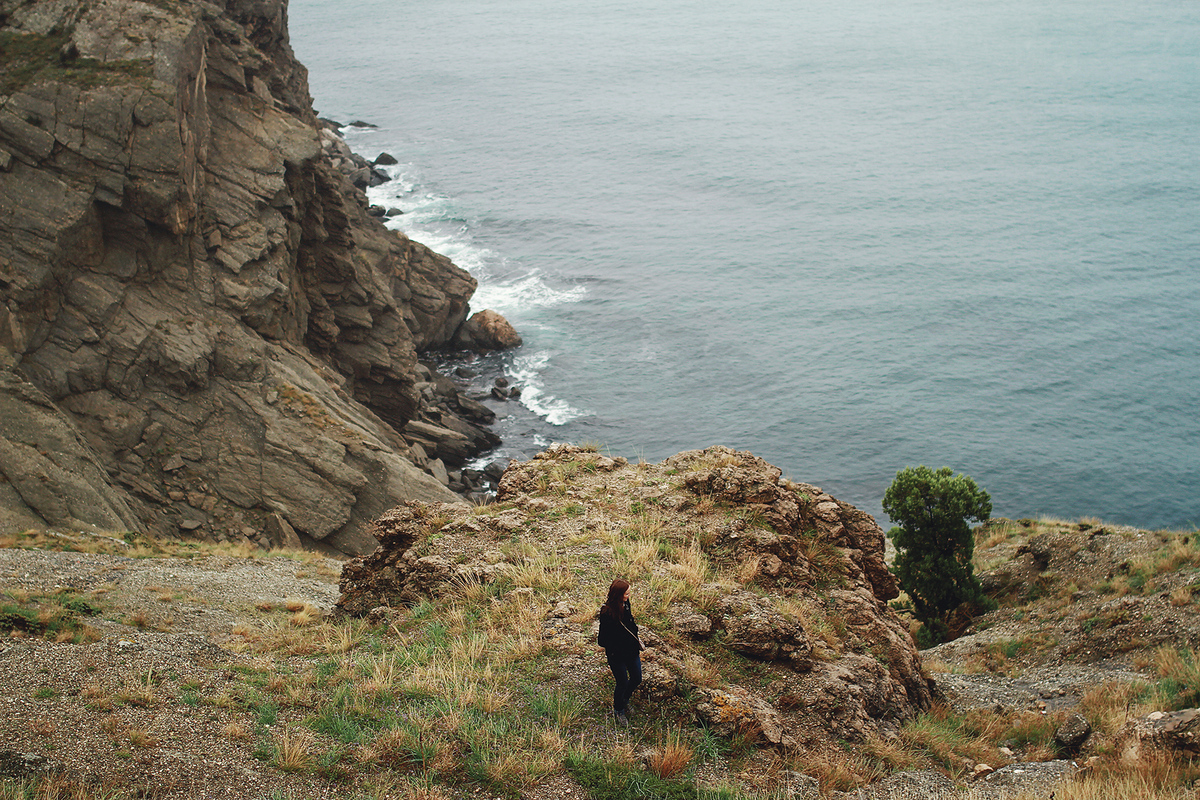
[{"left": 289, "top": 0, "right": 1200, "bottom": 530}]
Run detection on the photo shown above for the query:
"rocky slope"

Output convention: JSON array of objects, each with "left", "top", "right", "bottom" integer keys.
[
  {"left": 0, "top": 0, "right": 515, "bottom": 555},
  {"left": 339, "top": 445, "right": 937, "bottom": 751}
]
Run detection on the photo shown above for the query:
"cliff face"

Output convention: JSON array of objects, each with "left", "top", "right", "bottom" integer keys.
[{"left": 0, "top": 0, "right": 483, "bottom": 553}]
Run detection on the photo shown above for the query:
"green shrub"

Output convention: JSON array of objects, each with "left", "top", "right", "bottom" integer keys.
[{"left": 883, "top": 466, "right": 993, "bottom": 644}]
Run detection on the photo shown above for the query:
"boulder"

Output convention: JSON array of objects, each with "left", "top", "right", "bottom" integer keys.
[
  {"left": 342, "top": 446, "right": 936, "bottom": 750},
  {"left": 671, "top": 608, "right": 713, "bottom": 639},
  {"left": 1116, "top": 708, "right": 1200, "bottom": 761},
  {"left": 1054, "top": 712, "right": 1092, "bottom": 753},
  {"left": 717, "top": 591, "right": 812, "bottom": 669},
  {"left": 694, "top": 687, "right": 794, "bottom": 748},
  {"left": 452, "top": 309, "right": 523, "bottom": 352}
]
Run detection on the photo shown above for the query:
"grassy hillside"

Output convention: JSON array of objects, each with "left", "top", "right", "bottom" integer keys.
[{"left": 1, "top": 449, "right": 1198, "bottom": 799}]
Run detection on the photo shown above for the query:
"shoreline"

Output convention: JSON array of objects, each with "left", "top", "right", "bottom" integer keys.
[{"left": 319, "top": 119, "right": 553, "bottom": 502}]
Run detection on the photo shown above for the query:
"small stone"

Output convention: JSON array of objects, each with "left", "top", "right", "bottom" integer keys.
[
  {"left": 971, "top": 763, "right": 995, "bottom": 780},
  {"left": 163, "top": 455, "right": 185, "bottom": 472}
]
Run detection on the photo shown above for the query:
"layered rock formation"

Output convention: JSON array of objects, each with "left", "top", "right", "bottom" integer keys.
[
  {"left": 0, "top": 0, "right": 514, "bottom": 553},
  {"left": 338, "top": 445, "right": 936, "bottom": 747}
]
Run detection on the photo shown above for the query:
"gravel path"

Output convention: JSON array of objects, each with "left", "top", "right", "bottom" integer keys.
[{"left": 0, "top": 546, "right": 350, "bottom": 798}]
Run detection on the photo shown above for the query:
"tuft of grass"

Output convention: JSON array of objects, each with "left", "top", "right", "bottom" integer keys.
[
  {"left": 1168, "top": 585, "right": 1197, "bottom": 607},
  {"left": 1147, "top": 646, "right": 1200, "bottom": 711},
  {"left": 796, "top": 529, "right": 843, "bottom": 586},
  {"left": 528, "top": 689, "right": 584, "bottom": 728},
  {"left": 273, "top": 726, "right": 315, "bottom": 772},
  {"left": 646, "top": 732, "right": 693, "bottom": 779},
  {"left": 791, "top": 747, "right": 884, "bottom": 792},
  {"left": 126, "top": 727, "right": 156, "bottom": 748},
  {"left": 896, "top": 706, "right": 1010, "bottom": 778}
]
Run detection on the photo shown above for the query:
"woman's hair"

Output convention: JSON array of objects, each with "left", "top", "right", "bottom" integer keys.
[{"left": 600, "top": 578, "right": 630, "bottom": 619}]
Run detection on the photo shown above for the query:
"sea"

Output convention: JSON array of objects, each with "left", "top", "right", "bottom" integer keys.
[{"left": 287, "top": 0, "right": 1199, "bottom": 531}]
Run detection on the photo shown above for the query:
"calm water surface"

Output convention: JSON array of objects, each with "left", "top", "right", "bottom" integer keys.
[{"left": 289, "top": 0, "right": 1200, "bottom": 529}]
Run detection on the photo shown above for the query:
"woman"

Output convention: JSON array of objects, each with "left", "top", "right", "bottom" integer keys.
[{"left": 596, "top": 578, "right": 643, "bottom": 725}]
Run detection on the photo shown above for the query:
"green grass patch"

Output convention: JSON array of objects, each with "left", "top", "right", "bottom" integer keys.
[
  {"left": 564, "top": 753, "right": 740, "bottom": 800},
  {"left": 0, "top": 589, "right": 101, "bottom": 641},
  {"left": 0, "top": 30, "right": 153, "bottom": 95},
  {"left": 1145, "top": 647, "right": 1200, "bottom": 711}
]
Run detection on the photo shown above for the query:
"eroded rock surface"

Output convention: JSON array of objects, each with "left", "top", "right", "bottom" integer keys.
[{"left": 0, "top": 0, "right": 516, "bottom": 553}]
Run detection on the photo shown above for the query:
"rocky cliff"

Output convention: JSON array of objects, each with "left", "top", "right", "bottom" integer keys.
[{"left": 0, "top": 0, "right": 509, "bottom": 554}]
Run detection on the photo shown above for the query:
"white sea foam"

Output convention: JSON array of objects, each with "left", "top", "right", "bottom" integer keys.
[
  {"left": 472, "top": 273, "right": 587, "bottom": 316},
  {"left": 366, "top": 164, "right": 588, "bottom": 427},
  {"left": 367, "top": 166, "right": 586, "bottom": 315},
  {"left": 509, "top": 351, "right": 591, "bottom": 426}
]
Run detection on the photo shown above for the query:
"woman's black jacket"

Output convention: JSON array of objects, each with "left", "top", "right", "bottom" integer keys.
[{"left": 597, "top": 600, "right": 640, "bottom": 657}]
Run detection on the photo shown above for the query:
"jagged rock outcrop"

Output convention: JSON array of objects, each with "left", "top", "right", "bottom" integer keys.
[
  {"left": 1116, "top": 708, "right": 1200, "bottom": 762},
  {"left": 337, "top": 445, "right": 936, "bottom": 747},
  {"left": 0, "top": 0, "right": 515, "bottom": 552}
]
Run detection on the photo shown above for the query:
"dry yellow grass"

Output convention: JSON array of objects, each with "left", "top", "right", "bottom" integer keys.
[
  {"left": 1168, "top": 586, "right": 1194, "bottom": 607},
  {"left": 126, "top": 727, "right": 156, "bottom": 748},
  {"left": 982, "top": 755, "right": 1200, "bottom": 800},
  {"left": 223, "top": 721, "right": 251, "bottom": 741},
  {"left": 274, "top": 726, "right": 315, "bottom": 772},
  {"left": 607, "top": 740, "right": 639, "bottom": 769},
  {"left": 794, "top": 749, "right": 885, "bottom": 792},
  {"left": 646, "top": 733, "right": 693, "bottom": 779}
]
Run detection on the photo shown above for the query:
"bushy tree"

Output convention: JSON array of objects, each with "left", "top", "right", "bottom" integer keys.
[{"left": 883, "top": 465, "right": 992, "bottom": 645}]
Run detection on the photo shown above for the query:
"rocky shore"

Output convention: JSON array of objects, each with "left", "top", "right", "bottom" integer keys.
[{"left": 0, "top": 0, "right": 520, "bottom": 557}]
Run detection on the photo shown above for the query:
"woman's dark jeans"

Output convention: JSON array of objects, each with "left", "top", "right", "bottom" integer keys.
[{"left": 606, "top": 650, "right": 642, "bottom": 714}]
